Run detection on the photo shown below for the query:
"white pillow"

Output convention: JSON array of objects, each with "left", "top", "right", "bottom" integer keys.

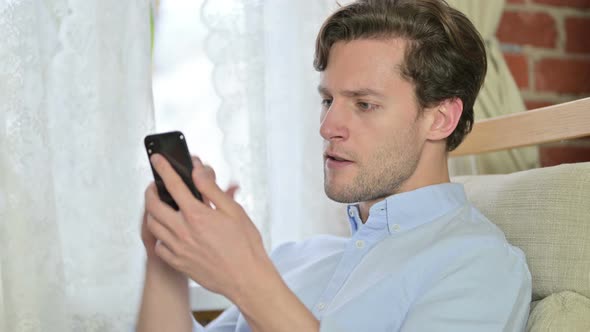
[{"left": 527, "top": 291, "right": 590, "bottom": 332}]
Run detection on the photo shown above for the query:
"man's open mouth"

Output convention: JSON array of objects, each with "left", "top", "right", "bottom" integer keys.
[
  {"left": 324, "top": 152, "right": 354, "bottom": 168},
  {"left": 327, "top": 155, "right": 349, "bottom": 162}
]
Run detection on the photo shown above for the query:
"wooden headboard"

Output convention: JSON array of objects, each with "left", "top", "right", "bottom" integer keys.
[{"left": 451, "top": 97, "right": 590, "bottom": 157}]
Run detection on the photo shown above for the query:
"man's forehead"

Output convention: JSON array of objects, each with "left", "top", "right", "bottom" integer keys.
[
  {"left": 322, "top": 39, "right": 406, "bottom": 74},
  {"left": 329, "top": 38, "right": 407, "bottom": 58},
  {"left": 319, "top": 64, "right": 404, "bottom": 96}
]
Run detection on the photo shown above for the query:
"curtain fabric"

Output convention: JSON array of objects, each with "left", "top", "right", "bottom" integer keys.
[
  {"left": 201, "top": 0, "right": 350, "bottom": 250},
  {"left": 447, "top": 0, "right": 539, "bottom": 175},
  {"left": 0, "top": 1, "right": 153, "bottom": 330}
]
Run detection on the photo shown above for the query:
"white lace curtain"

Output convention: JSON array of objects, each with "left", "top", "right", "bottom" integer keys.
[
  {"left": 0, "top": 1, "right": 153, "bottom": 330},
  {"left": 198, "top": 0, "right": 350, "bottom": 249},
  {"left": 149, "top": 0, "right": 351, "bottom": 312}
]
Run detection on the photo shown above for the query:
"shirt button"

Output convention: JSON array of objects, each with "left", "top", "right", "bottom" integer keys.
[
  {"left": 317, "top": 302, "right": 326, "bottom": 311},
  {"left": 355, "top": 240, "right": 365, "bottom": 248},
  {"left": 392, "top": 224, "right": 401, "bottom": 232},
  {"left": 348, "top": 208, "right": 354, "bottom": 217}
]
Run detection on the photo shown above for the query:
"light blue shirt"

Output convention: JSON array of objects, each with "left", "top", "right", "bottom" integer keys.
[{"left": 194, "top": 183, "right": 532, "bottom": 331}]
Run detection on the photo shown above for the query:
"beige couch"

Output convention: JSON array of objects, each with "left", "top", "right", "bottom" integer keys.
[
  {"left": 449, "top": 97, "right": 590, "bottom": 331},
  {"left": 454, "top": 161, "right": 590, "bottom": 331}
]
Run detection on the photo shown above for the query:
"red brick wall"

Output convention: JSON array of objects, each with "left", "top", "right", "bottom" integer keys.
[{"left": 497, "top": 0, "right": 590, "bottom": 167}]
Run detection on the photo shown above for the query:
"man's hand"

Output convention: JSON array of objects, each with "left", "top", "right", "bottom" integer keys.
[
  {"left": 141, "top": 206, "right": 159, "bottom": 261},
  {"left": 144, "top": 154, "right": 319, "bottom": 332},
  {"left": 144, "top": 154, "right": 272, "bottom": 298},
  {"left": 140, "top": 157, "right": 238, "bottom": 263}
]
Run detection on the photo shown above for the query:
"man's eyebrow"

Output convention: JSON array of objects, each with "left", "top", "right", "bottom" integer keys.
[
  {"left": 317, "top": 85, "right": 331, "bottom": 96},
  {"left": 317, "top": 85, "right": 385, "bottom": 98}
]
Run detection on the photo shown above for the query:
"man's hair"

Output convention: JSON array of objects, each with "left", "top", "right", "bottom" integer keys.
[{"left": 314, "top": 0, "right": 487, "bottom": 151}]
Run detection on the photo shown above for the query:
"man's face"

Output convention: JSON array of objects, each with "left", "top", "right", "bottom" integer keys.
[{"left": 319, "top": 38, "right": 427, "bottom": 203}]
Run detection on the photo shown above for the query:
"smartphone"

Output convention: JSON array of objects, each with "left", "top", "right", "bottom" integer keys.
[{"left": 144, "top": 131, "right": 203, "bottom": 210}]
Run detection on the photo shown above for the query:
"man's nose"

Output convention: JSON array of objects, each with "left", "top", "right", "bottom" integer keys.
[{"left": 320, "top": 100, "right": 350, "bottom": 141}]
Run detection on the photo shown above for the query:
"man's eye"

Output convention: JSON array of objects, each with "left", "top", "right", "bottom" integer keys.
[
  {"left": 321, "top": 99, "right": 333, "bottom": 108},
  {"left": 357, "top": 102, "right": 377, "bottom": 111}
]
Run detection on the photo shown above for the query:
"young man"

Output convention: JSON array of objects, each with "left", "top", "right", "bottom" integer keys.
[{"left": 137, "top": 0, "right": 531, "bottom": 331}]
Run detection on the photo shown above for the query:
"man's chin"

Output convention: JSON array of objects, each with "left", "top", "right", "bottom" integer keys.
[{"left": 324, "top": 186, "right": 358, "bottom": 204}]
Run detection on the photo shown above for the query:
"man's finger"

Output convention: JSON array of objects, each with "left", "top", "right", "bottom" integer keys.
[
  {"left": 225, "top": 184, "right": 240, "bottom": 200},
  {"left": 192, "top": 163, "right": 238, "bottom": 214},
  {"left": 154, "top": 240, "right": 179, "bottom": 270},
  {"left": 191, "top": 156, "right": 216, "bottom": 181},
  {"left": 192, "top": 157, "right": 214, "bottom": 207},
  {"left": 146, "top": 214, "right": 180, "bottom": 255},
  {"left": 200, "top": 182, "right": 239, "bottom": 211},
  {"left": 145, "top": 182, "right": 187, "bottom": 239},
  {"left": 190, "top": 155, "right": 202, "bottom": 166},
  {"left": 151, "top": 154, "right": 198, "bottom": 212}
]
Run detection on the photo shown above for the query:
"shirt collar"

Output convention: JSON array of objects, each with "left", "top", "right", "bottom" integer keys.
[
  {"left": 347, "top": 204, "right": 362, "bottom": 234},
  {"left": 347, "top": 183, "right": 467, "bottom": 235}
]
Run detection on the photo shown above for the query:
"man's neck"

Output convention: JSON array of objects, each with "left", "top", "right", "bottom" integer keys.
[{"left": 358, "top": 146, "right": 450, "bottom": 223}]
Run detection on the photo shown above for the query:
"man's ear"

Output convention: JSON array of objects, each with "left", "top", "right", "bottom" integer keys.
[{"left": 426, "top": 98, "right": 463, "bottom": 141}]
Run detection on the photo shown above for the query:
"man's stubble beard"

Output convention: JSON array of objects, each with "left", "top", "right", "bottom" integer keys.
[{"left": 324, "top": 133, "right": 422, "bottom": 204}]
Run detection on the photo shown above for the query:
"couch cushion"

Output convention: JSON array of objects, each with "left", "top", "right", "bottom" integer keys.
[
  {"left": 453, "top": 162, "right": 590, "bottom": 300},
  {"left": 526, "top": 291, "right": 590, "bottom": 332}
]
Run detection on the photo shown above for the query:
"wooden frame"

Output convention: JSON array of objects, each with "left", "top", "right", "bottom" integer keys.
[{"left": 451, "top": 97, "right": 590, "bottom": 157}]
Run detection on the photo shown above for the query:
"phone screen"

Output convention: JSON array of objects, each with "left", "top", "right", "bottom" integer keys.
[{"left": 144, "top": 131, "right": 203, "bottom": 210}]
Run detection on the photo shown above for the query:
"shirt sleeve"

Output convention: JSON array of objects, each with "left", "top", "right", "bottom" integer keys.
[{"left": 400, "top": 243, "right": 532, "bottom": 332}]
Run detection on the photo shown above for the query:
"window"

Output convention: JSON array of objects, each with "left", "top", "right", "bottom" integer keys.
[{"left": 153, "top": 0, "right": 231, "bottom": 189}]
